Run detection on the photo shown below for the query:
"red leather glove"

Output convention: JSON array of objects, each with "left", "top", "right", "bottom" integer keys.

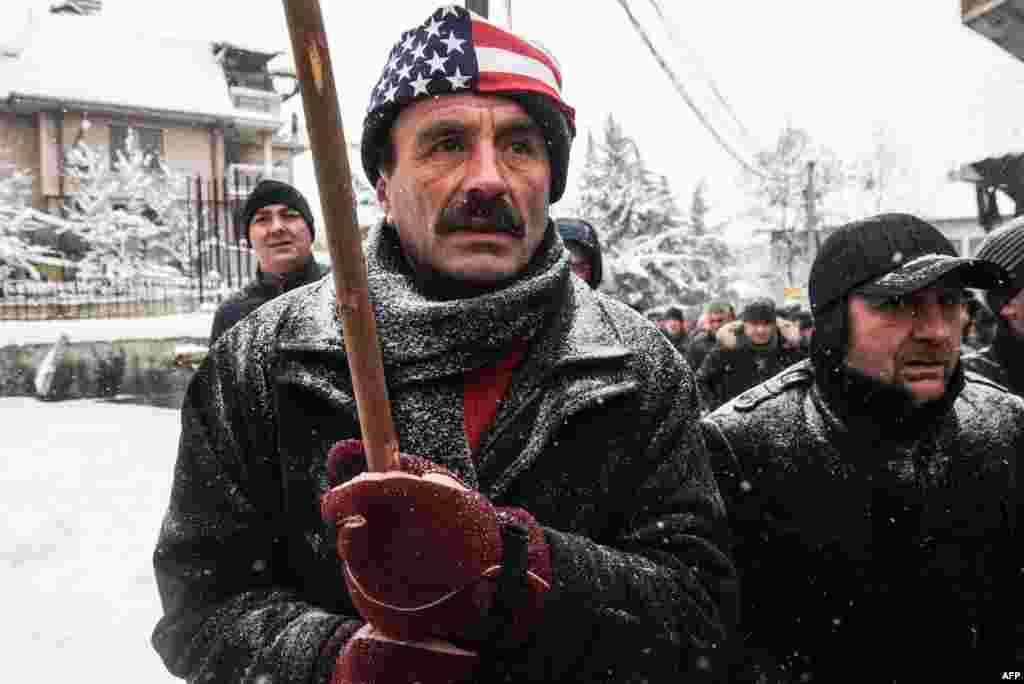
[
  {"left": 331, "top": 624, "right": 478, "bottom": 684},
  {"left": 321, "top": 439, "right": 552, "bottom": 650}
]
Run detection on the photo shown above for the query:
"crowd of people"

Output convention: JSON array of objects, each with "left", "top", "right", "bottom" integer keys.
[{"left": 149, "top": 6, "right": 1023, "bottom": 683}]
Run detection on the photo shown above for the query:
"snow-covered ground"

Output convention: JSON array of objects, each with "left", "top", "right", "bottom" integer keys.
[
  {"left": 1, "top": 311, "right": 214, "bottom": 346},
  {"left": 2, "top": 397, "right": 182, "bottom": 682},
  {"left": 2, "top": 312, "right": 212, "bottom": 681}
]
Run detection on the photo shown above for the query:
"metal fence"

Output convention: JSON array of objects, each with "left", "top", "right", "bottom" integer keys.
[
  {"left": 1, "top": 171, "right": 262, "bottom": 321},
  {"left": 0, "top": 279, "right": 224, "bottom": 321},
  {"left": 185, "top": 171, "right": 260, "bottom": 300}
]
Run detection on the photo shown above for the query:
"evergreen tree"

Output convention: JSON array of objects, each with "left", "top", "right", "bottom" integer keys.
[{"left": 577, "top": 116, "right": 734, "bottom": 311}]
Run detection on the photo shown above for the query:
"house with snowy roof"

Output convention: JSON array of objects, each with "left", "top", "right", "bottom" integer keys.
[{"left": 0, "top": 0, "right": 305, "bottom": 215}]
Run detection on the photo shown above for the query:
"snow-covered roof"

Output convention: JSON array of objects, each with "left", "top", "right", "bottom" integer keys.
[{"left": 0, "top": 11, "right": 281, "bottom": 126}]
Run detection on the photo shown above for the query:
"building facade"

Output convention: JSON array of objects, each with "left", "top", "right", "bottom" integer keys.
[{"left": 0, "top": 2, "right": 306, "bottom": 215}]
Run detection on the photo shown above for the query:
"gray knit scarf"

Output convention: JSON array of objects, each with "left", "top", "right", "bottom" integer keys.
[
  {"left": 356, "top": 220, "right": 570, "bottom": 481},
  {"left": 365, "top": 219, "right": 571, "bottom": 385}
]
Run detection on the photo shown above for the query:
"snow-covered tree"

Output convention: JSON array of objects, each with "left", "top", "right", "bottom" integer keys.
[
  {"left": 63, "top": 128, "right": 189, "bottom": 281},
  {"left": 577, "top": 116, "right": 734, "bottom": 311},
  {"left": 850, "top": 120, "right": 916, "bottom": 216},
  {"left": 740, "top": 124, "right": 846, "bottom": 286},
  {"left": 690, "top": 179, "right": 709, "bottom": 236},
  {"left": 741, "top": 123, "right": 846, "bottom": 232},
  {"left": 0, "top": 170, "right": 42, "bottom": 280}
]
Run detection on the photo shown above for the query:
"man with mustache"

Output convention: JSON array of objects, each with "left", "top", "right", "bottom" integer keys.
[
  {"left": 700, "top": 213, "right": 1024, "bottom": 682},
  {"left": 152, "top": 7, "right": 736, "bottom": 684},
  {"left": 208, "top": 179, "right": 328, "bottom": 344}
]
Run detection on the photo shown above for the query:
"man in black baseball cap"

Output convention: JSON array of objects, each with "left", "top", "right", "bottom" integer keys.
[
  {"left": 807, "top": 212, "right": 1006, "bottom": 404},
  {"left": 700, "top": 213, "right": 1022, "bottom": 682}
]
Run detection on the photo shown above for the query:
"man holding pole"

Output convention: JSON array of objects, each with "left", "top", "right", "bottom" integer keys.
[{"left": 152, "top": 6, "right": 735, "bottom": 683}]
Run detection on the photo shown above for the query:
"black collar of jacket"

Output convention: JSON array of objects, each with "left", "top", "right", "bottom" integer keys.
[{"left": 256, "top": 256, "right": 324, "bottom": 294}]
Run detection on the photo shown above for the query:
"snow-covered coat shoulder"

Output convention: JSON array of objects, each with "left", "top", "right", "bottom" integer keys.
[
  {"left": 699, "top": 359, "right": 1023, "bottom": 681},
  {"left": 208, "top": 257, "right": 329, "bottom": 345},
  {"left": 152, "top": 275, "right": 738, "bottom": 683}
]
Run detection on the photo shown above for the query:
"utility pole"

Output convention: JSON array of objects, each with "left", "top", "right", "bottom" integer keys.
[
  {"left": 798, "top": 160, "right": 820, "bottom": 289},
  {"left": 803, "top": 160, "right": 818, "bottom": 233},
  {"left": 465, "top": 0, "right": 488, "bottom": 17}
]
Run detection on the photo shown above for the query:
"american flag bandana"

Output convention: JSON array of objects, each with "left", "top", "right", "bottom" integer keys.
[{"left": 367, "top": 5, "right": 575, "bottom": 132}]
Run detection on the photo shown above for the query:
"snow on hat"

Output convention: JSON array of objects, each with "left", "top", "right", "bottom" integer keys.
[
  {"left": 974, "top": 216, "right": 1024, "bottom": 315},
  {"left": 361, "top": 5, "right": 576, "bottom": 202},
  {"left": 809, "top": 213, "right": 1007, "bottom": 316},
  {"left": 240, "top": 180, "right": 315, "bottom": 243},
  {"left": 555, "top": 217, "right": 602, "bottom": 287}
]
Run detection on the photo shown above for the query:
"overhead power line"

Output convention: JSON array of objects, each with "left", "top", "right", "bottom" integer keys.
[
  {"left": 646, "top": 0, "right": 760, "bottom": 155},
  {"left": 615, "top": 0, "right": 772, "bottom": 180}
]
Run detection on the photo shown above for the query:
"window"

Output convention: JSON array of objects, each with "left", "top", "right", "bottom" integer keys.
[{"left": 110, "top": 125, "right": 163, "bottom": 171}]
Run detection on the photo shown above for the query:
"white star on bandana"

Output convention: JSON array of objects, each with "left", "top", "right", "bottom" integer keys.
[
  {"left": 409, "top": 72, "right": 432, "bottom": 96},
  {"left": 439, "top": 31, "right": 465, "bottom": 55},
  {"left": 446, "top": 66, "right": 471, "bottom": 90},
  {"left": 425, "top": 50, "right": 449, "bottom": 75}
]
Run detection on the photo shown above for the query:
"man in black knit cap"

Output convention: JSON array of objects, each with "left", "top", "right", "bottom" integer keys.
[
  {"left": 963, "top": 217, "right": 1024, "bottom": 396},
  {"left": 700, "top": 213, "right": 1023, "bottom": 682},
  {"left": 208, "top": 179, "right": 329, "bottom": 344}
]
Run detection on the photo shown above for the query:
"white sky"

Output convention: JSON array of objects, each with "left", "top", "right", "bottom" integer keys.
[{"left": 12, "top": 0, "right": 1024, "bottom": 230}]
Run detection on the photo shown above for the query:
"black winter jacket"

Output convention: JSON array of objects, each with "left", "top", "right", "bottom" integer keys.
[
  {"left": 696, "top": 323, "right": 804, "bottom": 412},
  {"left": 208, "top": 257, "right": 328, "bottom": 345},
  {"left": 700, "top": 360, "right": 1023, "bottom": 682},
  {"left": 686, "top": 331, "right": 716, "bottom": 374},
  {"left": 152, "top": 275, "right": 737, "bottom": 683},
  {"left": 962, "top": 326, "right": 1024, "bottom": 397}
]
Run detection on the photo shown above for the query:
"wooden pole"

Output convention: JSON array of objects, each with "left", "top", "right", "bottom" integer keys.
[{"left": 281, "top": 0, "right": 400, "bottom": 473}]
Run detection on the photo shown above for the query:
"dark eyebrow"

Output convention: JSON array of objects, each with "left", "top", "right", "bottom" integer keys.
[
  {"left": 496, "top": 118, "right": 543, "bottom": 138},
  {"left": 414, "top": 116, "right": 543, "bottom": 148},
  {"left": 415, "top": 120, "right": 467, "bottom": 148}
]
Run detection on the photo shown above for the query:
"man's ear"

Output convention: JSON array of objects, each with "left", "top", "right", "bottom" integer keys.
[{"left": 376, "top": 176, "right": 391, "bottom": 217}]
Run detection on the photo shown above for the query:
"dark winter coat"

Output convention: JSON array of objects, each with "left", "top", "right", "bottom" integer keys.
[
  {"left": 700, "top": 359, "right": 1023, "bottom": 682},
  {"left": 695, "top": 322, "right": 804, "bottom": 412},
  {"left": 208, "top": 256, "right": 329, "bottom": 345},
  {"left": 686, "top": 330, "right": 716, "bottom": 374},
  {"left": 962, "top": 326, "right": 1024, "bottom": 397},
  {"left": 152, "top": 224, "right": 737, "bottom": 683}
]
